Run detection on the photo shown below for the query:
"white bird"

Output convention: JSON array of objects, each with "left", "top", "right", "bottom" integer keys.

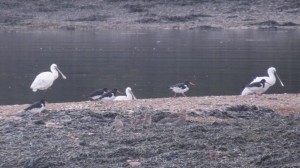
[
  {"left": 30, "top": 64, "right": 67, "bottom": 92},
  {"left": 241, "top": 67, "right": 284, "bottom": 96},
  {"left": 114, "top": 87, "right": 137, "bottom": 101}
]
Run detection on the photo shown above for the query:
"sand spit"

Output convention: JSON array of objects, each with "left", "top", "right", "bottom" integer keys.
[
  {"left": 1, "top": 94, "right": 299, "bottom": 119},
  {"left": 0, "top": 94, "right": 299, "bottom": 167}
]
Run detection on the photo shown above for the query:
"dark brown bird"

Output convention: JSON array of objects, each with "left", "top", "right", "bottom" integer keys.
[
  {"left": 132, "top": 112, "right": 152, "bottom": 127},
  {"left": 143, "top": 112, "right": 152, "bottom": 127},
  {"left": 112, "top": 115, "right": 124, "bottom": 132},
  {"left": 158, "top": 110, "right": 187, "bottom": 124}
]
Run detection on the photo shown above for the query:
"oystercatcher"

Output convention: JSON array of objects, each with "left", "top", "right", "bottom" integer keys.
[
  {"left": 169, "top": 81, "right": 195, "bottom": 97},
  {"left": 24, "top": 99, "right": 47, "bottom": 113},
  {"left": 88, "top": 88, "right": 108, "bottom": 100},
  {"left": 99, "top": 88, "right": 121, "bottom": 101}
]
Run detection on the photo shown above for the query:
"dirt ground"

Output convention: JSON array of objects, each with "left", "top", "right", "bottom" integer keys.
[
  {"left": 0, "top": 0, "right": 300, "bottom": 31},
  {"left": 0, "top": 94, "right": 300, "bottom": 167}
]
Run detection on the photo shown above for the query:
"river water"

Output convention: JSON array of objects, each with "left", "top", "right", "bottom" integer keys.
[{"left": 0, "top": 29, "right": 299, "bottom": 105}]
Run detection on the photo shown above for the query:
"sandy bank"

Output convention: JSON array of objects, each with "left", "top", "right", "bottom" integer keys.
[
  {"left": 1, "top": 93, "right": 300, "bottom": 167},
  {"left": 1, "top": 94, "right": 299, "bottom": 119}
]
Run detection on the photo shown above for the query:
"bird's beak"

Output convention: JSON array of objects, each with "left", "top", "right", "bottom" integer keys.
[
  {"left": 266, "top": 82, "right": 272, "bottom": 86},
  {"left": 275, "top": 72, "right": 284, "bottom": 87},
  {"left": 130, "top": 90, "right": 137, "bottom": 100},
  {"left": 117, "top": 90, "right": 123, "bottom": 94},
  {"left": 56, "top": 67, "right": 67, "bottom": 79},
  {"left": 189, "top": 82, "right": 195, "bottom": 85}
]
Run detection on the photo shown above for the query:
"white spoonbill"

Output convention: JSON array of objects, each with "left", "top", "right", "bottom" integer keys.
[
  {"left": 241, "top": 67, "right": 284, "bottom": 96},
  {"left": 114, "top": 87, "right": 137, "bottom": 101},
  {"left": 30, "top": 64, "right": 67, "bottom": 92}
]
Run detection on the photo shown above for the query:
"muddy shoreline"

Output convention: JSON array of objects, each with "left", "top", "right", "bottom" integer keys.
[
  {"left": 0, "top": 94, "right": 300, "bottom": 167},
  {"left": 1, "top": 0, "right": 300, "bottom": 31},
  {"left": 1, "top": 94, "right": 300, "bottom": 118}
]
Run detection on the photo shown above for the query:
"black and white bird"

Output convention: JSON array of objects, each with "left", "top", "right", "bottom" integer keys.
[
  {"left": 24, "top": 99, "right": 47, "bottom": 113},
  {"left": 88, "top": 88, "right": 108, "bottom": 100},
  {"left": 242, "top": 79, "right": 271, "bottom": 95},
  {"left": 241, "top": 67, "right": 284, "bottom": 95},
  {"left": 169, "top": 81, "right": 195, "bottom": 97},
  {"left": 99, "top": 88, "right": 121, "bottom": 101}
]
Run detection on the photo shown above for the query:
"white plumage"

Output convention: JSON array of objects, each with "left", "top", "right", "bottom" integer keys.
[
  {"left": 171, "top": 87, "right": 189, "bottom": 94},
  {"left": 114, "top": 87, "right": 137, "bottom": 101},
  {"left": 241, "top": 67, "right": 284, "bottom": 96},
  {"left": 30, "top": 64, "right": 67, "bottom": 92}
]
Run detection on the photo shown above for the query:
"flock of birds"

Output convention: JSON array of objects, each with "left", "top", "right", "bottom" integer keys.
[{"left": 24, "top": 64, "right": 285, "bottom": 113}]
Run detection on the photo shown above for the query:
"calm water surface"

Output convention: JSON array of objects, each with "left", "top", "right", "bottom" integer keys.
[{"left": 0, "top": 29, "right": 299, "bottom": 105}]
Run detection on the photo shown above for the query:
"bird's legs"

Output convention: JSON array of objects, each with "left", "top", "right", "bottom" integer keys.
[
  {"left": 42, "top": 87, "right": 53, "bottom": 99},
  {"left": 173, "top": 93, "right": 177, "bottom": 97},
  {"left": 182, "top": 93, "right": 187, "bottom": 97},
  {"left": 258, "top": 93, "right": 263, "bottom": 96},
  {"left": 93, "top": 99, "right": 99, "bottom": 106},
  {"left": 43, "top": 90, "right": 48, "bottom": 99}
]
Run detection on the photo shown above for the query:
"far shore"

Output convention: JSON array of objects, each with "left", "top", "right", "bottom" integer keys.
[{"left": 0, "top": 0, "right": 300, "bottom": 31}]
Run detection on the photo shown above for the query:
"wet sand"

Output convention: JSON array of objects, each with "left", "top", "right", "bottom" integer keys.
[{"left": 1, "top": 94, "right": 300, "bottom": 118}]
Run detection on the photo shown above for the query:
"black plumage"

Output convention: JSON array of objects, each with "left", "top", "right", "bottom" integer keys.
[
  {"left": 89, "top": 88, "right": 108, "bottom": 100},
  {"left": 24, "top": 99, "right": 47, "bottom": 112},
  {"left": 170, "top": 82, "right": 187, "bottom": 90},
  {"left": 245, "top": 79, "right": 267, "bottom": 88},
  {"left": 169, "top": 81, "right": 194, "bottom": 89},
  {"left": 99, "top": 88, "right": 119, "bottom": 100}
]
